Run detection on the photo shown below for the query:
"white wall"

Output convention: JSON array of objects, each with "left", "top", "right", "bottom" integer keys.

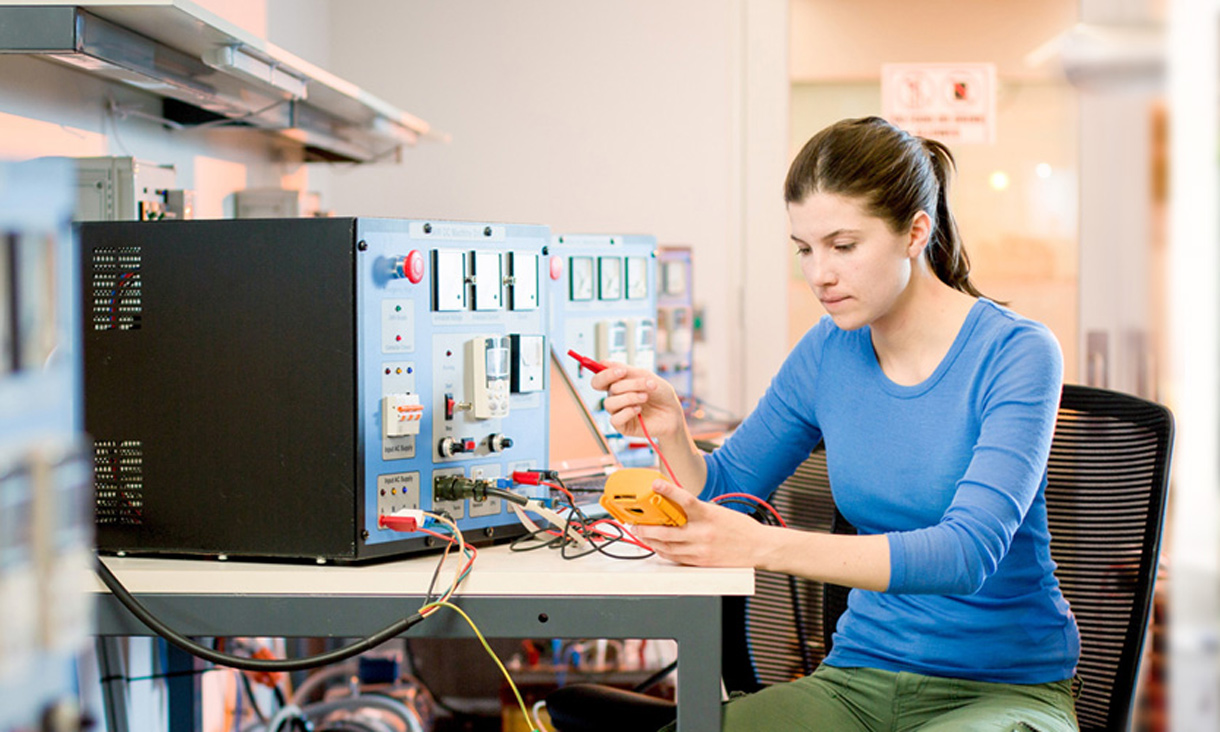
[
  {"left": 1168, "top": 0, "right": 1220, "bottom": 727},
  {"left": 318, "top": 0, "right": 790, "bottom": 415}
]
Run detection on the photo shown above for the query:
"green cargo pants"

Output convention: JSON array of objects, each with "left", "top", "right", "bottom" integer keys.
[{"left": 660, "top": 665, "right": 1078, "bottom": 731}]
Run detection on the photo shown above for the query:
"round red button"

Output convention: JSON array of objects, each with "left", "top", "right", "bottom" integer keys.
[
  {"left": 405, "top": 250, "right": 425, "bottom": 283},
  {"left": 549, "top": 255, "right": 563, "bottom": 280}
]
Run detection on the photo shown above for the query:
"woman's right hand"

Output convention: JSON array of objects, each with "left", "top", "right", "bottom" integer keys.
[{"left": 590, "top": 363, "right": 687, "bottom": 441}]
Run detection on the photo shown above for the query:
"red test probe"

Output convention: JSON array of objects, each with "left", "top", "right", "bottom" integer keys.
[{"left": 567, "top": 349, "right": 606, "bottom": 374}]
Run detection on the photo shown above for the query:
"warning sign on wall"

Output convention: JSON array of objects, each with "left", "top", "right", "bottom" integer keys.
[{"left": 881, "top": 63, "right": 996, "bottom": 144}]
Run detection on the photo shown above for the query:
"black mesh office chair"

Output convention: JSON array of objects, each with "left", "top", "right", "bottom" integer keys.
[
  {"left": 1035, "top": 385, "right": 1172, "bottom": 730},
  {"left": 821, "top": 385, "right": 1174, "bottom": 731},
  {"left": 547, "top": 384, "right": 1173, "bottom": 732}
]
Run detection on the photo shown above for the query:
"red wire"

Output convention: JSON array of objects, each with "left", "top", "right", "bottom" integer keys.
[
  {"left": 529, "top": 507, "right": 655, "bottom": 552},
  {"left": 418, "top": 527, "right": 479, "bottom": 568},
  {"left": 586, "top": 518, "right": 653, "bottom": 550},
  {"left": 712, "top": 493, "right": 787, "bottom": 527},
  {"left": 415, "top": 527, "right": 477, "bottom": 608},
  {"left": 543, "top": 481, "right": 577, "bottom": 507},
  {"left": 636, "top": 414, "right": 681, "bottom": 488}
]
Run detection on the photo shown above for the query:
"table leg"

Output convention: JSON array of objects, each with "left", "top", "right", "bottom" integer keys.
[{"left": 673, "top": 598, "right": 723, "bottom": 732}]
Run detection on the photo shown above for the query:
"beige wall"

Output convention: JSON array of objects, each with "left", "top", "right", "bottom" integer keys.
[
  {"left": 790, "top": 0, "right": 1078, "bottom": 82},
  {"left": 787, "top": 1, "right": 1081, "bottom": 381},
  {"left": 320, "top": 0, "right": 791, "bottom": 415}
]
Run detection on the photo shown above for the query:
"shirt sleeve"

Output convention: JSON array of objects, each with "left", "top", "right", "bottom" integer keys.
[
  {"left": 886, "top": 322, "right": 1063, "bottom": 595},
  {"left": 700, "top": 319, "right": 829, "bottom": 504}
]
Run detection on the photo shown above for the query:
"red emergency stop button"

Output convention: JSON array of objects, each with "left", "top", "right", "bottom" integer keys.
[
  {"left": 549, "top": 255, "right": 563, "bottom": 280},
  {"left": 397, "top": 250, "right": 425, "bottom": 283}
]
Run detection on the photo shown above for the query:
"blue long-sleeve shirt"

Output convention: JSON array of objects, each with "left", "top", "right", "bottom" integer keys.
[{"left": 701, "top": 299, "right": 1080, "bottom": 684}]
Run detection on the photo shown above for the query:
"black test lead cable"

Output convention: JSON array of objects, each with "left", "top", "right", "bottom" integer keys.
[{"left": 95, "top": 556, "right": 426, "bottom": 672}]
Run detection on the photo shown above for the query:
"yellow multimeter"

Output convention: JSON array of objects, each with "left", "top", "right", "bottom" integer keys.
[{"left": 599, "top": 468, "right": 687, "bottom": 527}]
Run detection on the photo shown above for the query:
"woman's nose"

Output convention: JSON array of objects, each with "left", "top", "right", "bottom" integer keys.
[{"left": 806, "top": 252, "right": 835, "bottom": 286}]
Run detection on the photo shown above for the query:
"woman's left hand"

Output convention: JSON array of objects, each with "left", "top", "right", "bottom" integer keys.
[{"left": 632, "top": 480, "right": 771, "bottom": 568}]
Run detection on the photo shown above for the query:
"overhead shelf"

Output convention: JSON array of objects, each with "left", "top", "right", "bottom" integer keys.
[{"left": 0, "top": 0, "right": 438, "bottom": 163}]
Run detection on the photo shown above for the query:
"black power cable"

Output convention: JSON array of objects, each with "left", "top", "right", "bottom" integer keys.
[
  {"left": 95, "top": 556, "right": 425, "bottom": 672},
  {"left": 632, "top": 659, "right": 678, "bottom": 694},
  {"left": 240, "top": 671, "right": 270, "bottom": 725}
]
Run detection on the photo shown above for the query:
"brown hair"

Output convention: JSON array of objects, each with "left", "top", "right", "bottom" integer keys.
[{"left": 784, "top": 116, "right": 987, "bottom": 299}]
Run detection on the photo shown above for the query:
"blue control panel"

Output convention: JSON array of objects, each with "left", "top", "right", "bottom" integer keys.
[
  {"left": 546, "top": 233, "right": 658, "bottom": 467},
  {"left": 357, "top": 219, "right": 551, "bottom": 546},
  {"left": 82, "top": 217, "right": 550, "bottom": 562},
  {"left": 656, "top": 245, "right": 695, "bottom": 404}
]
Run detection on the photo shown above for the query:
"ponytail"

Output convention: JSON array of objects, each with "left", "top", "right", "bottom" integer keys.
[{"left": 921, "top": 139, "right": 988, "bottom": 299}]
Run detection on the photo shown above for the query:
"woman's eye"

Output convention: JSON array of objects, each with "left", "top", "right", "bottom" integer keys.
[
  {"left": 833, "top": 243, "right": 856, "bottom": 252},
  {"left": 795, "top": 247, "right": 811, "bottom": 256}
]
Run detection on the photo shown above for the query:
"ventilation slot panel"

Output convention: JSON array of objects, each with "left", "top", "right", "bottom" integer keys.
[
  {"left": 94, "top": 440, "right": 144, "bottom": 525},
  {"left": 91, "top": 246, "right": 142, "bottom": 331}
]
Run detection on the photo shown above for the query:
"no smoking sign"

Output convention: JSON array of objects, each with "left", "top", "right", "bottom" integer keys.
[{"left": 882, "top": 63, "right": 996, "bottom": 144}]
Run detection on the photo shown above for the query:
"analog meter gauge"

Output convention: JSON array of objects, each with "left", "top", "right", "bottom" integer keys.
[
  {"left": 598, "top": 256, "right": 623, "bottom": 300},
  {"left": 626, "top": 256, "right": 648, "bottom": 300},
  {"left": 569, "top": 256, "right": 595, "bottom": 301}
]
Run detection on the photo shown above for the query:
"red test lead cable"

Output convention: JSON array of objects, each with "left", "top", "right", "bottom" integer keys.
[{"left": 566, "top": 350, "right": 681, "bottom": 487}]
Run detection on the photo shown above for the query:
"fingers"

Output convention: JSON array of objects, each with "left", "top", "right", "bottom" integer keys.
[
  {"left": 596, "top": 368, "right": 674, "bottom": 436},
  {"left": 601, "top": 390, "right": 648, "bottom": 416},
  {"left": 606, "top": 404, "right": 642, "bottom": 433},
  {"left": 649, "top": 479, "right": 698, "bottom": 509},
  {"left": 633, "top": 523, "right": 684, "bottom": 546},
  {"left": 590, "top": 366, "right": 664, "bottom": 398},
  {"left": 588, "top": 364, "right": 630, "bottom": 391},
  {"left": 606, "top": 375, "right": 662, "bottom": 398},
  {"left": 634, "top": 527, "right": 705, "bottom": 566}
]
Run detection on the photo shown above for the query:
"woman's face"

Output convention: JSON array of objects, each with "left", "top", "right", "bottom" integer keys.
[{"left": 788, "top": 192, "right": 926, "bottom": 332}]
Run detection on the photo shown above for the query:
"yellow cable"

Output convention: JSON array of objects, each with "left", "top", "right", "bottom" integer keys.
[
  {"left": 420, "top": 600, "right": 537, "bottom": 731},
  {"left": 421, "top": 511, "right": 471, "bottom": 609}
]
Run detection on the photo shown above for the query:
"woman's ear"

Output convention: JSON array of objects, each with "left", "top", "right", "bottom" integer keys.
[{"left": 906, "top": 210, "right": 933, "bottom": 258}]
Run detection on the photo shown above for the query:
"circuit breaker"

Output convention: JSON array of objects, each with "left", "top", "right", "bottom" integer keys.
[{"left": 81, "top": 218, "right": 550, "bottom": 563}]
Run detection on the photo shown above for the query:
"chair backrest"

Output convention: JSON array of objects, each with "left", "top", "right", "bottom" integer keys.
[
  {"left": 733, "top": 445, "right": 835, "bottom": 687},
  {"left": 737, "top": 384, "right": 1173, "bottom": 732},
  {"left": 1044, "top": 384, "right": 1173, "bottom": 730}
]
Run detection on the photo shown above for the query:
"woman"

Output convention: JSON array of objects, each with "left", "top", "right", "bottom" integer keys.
[{"left": 592, "top": 117, "right": 1080, "bottom": 731}]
